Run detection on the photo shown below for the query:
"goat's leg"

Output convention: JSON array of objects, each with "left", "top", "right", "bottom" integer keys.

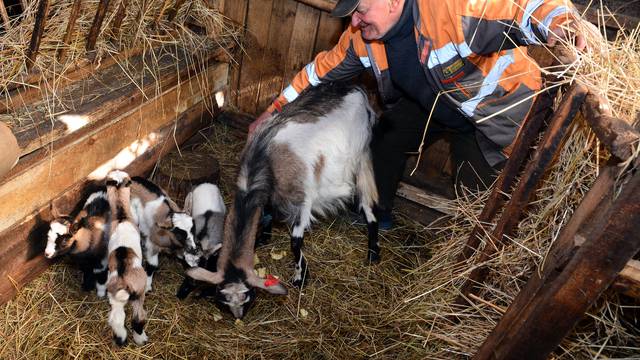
[
  {"left": 256, "top": 204, "right": 273, "bottom": 248},
  {"left": 80, "top": 263, "right": 96, "bottom": 291},
  {"left": 108, "top": 290, "right": 128, "bottom": 346},
  {"left": 130, "top": 294, "right": 148, "bottom": 346},
  {"left": 291, "top": 207, "right": 312, "bottom": 288},
  {"left": 176, "top": 256, "right": 206, "bottom": 299},
  {"left": 357, "top": 155, "right": 380, "bottom": 263},
  {"left": 94, "top": 259, "right": 108, "bottom": 298},
  {"left": 143, "top": 241, "right": 160, "bottom": 293},
  {"left": 362, "top": 204, "right": 380, "bottom": 263}
]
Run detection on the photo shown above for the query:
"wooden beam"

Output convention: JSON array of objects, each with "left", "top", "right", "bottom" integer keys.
[
  {"left": 573, "top": 3, "right": 640, "bottom": 32},
  {"left": 86, "top": 0, "right": 112, "bottom": 55},
  {"left": 25, "top": 0, "right": 50, "bottom": 72},
  {"left": 457, "top": 92, "right": 555, "bottom": 262},
  {"left": 0, "top": 61, "right": 228, "bottom": 235},
  {"left": 456, "top": 84, "right": 588, "bottom": 304},
  {"left": 56, "top": 0, "right": 83, "bottom": 63},
  {"left": 109, "top": 0, "right": 128, "bottom": 43},
  {"left": 581, "top": 92, "right": 640, "bottom": 162},
  {"left": 0, "top": 1, "right": 11, "bottom": 30},
  {"left": 295, "top": 0, "right": 334, "bottom": 12},
  {"left": 473, "top": 168, "right": 640, "bottom": 360},
  {"left": 0, "top": 100, "right": 218, "bottom": 305}
]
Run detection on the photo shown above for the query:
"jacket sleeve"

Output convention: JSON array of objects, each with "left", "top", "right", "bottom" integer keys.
[
  {"left": 266, "top": 27, "right": 366, "bottom": 114},
  {"left": 459, "top": 0, "right": 578, "bottom": 55}
]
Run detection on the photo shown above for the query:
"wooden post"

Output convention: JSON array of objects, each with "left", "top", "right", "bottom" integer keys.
[
  {"left": 86, "top": 0, "right": 112, "bottom": 57},
  {"left": 457, "top": 93, "right": 554, "bottom": 262},
  {"left": 456, "top": 84, "right": 588, "bottom": 304},
  {"left": 473, "top": 168, "right": 640, "bottom": 360},
  {"left": 0, "top": 1, "right": 11, "bottom": 30},
  {"left": 109, "top": 0, "right": 128, "bottom": 43},
  {"left": 25, "top": 0, "right": 50, "bottom": 72},
  {"left": 57, "top": 0, "right": 83, "bottom": 63}
]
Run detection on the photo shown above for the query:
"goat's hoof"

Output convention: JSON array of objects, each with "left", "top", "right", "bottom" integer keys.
[
  {"left": 292, "top": 271, "right": 310, "bottom": 289},
  {"left": 82, "top": 283, "right": 96, "bottom": 292},
  {"left": 113, "top": 335, "right": 127, "bottom": 347},
  {"left": 175, "top": 288, "right": 191, "bottom": 300},
  {"left": 366, "top": 252, "right": 381, "bottom": 264},
  {"left": 133, "top": 331, "right": 148, "bottom": 346}
]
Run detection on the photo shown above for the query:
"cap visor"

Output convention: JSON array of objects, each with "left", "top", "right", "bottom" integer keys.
[{"left": 331, "top": 0, "right": 359, "bottom": 17}]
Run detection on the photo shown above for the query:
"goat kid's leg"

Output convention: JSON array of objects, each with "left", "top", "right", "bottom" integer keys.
[
  {"left": 143, "top": 241, "right": 159, "bottom": 293},
  {"left": 290, "top": 224, "right": 308, "bottom": 288},
  {"left": 81, "top": 263, "right": 96, "bottom": 292},
  {"left": 362, "top": 204, "right": 380, "bottom": 263},
  {"left": 256, "top": 204, "right": 273, "bottom": 248},
  {"left": 94, "top": 260, "right": 108, "bottom": 298},
  {"left": 130, "top": 295, "right": 148, "bottom": 346},
  {"left": 108, "top": 291, "right": 129, "bottom": 346}
]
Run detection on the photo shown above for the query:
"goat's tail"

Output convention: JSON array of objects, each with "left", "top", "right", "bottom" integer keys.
[{"left": 357, "top": 152, "right": 379, "bottom": 211}]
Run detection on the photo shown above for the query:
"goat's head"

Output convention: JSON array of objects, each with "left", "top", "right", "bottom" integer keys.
[
  {"left": 156, "top": 212, "right": 199, "bottom": 266},
  {"left": 186, "top": 263, "right": 287, "bottom": 319},
  {"left": 44, "top": 217, "right": 73, "bottom": 258}
]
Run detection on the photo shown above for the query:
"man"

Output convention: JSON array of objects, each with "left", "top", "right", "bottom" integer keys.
[{"left": 249, "top": 0, "right": 585, "bottom": 229}]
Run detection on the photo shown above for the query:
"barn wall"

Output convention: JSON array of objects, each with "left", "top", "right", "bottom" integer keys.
[{"left": 212, "top": 0, "right": 345, "bottom": 114}]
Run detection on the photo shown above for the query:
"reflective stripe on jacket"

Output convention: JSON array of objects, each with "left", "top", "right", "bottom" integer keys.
[{"left": 267, "top": 0, "right": 576, "bottom": 165}]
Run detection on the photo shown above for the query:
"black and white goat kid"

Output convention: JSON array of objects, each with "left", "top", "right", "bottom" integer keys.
[
  {"left": 105, "top": 170, "right": 148, "bottom": 346},
  {"left": 128, "top": 177, "right": 198, "bottom": 292},
  {"left": 45, "top": 190, "right": 111, "bottom": 297},
  {"left": 187, "top": 83, "right": 379, "bottom": 318},
  {"left": 176, "top": 183, "right": 226, "bottom": 299}
]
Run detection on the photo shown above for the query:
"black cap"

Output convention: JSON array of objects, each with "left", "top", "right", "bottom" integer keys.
[{"left": 331, "top": 0, "right": 360, "bottom": 17}]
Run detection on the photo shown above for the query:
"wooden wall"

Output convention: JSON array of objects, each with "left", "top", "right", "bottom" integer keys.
[{"left": 211, "top": 0, "right": 345, "bottom": 114}]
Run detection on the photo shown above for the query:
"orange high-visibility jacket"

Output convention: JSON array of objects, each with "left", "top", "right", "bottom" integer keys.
[{"left": 267, "top": 0, "right": 576, "bottom": 165}]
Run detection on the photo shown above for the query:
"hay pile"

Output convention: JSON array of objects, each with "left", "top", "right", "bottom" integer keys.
[{"left": 0, "top": 0, "right": 241, "bottom": 129}]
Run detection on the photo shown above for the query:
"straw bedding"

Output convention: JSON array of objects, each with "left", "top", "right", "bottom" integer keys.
[{"left": 2, "top": 1, "right": 639, "bottom": 359}]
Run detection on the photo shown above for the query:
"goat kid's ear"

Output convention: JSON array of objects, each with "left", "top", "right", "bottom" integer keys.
[
  {"left": 186, "top": 267, "right": 223, "bottom": 285},
  {"left": 156, "top": 217, "right": 173, "bottom": 229},
  {"left": 183, "top": 192, "right": 193, "bottom": 216},
  {"left": 247, "top": 273, "right": 288, "bottom": 296}
]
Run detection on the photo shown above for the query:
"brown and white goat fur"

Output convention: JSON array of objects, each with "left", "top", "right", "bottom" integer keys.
[
  {"left": 128, "top": 177, "right": 197, "bottom": 292},
  {"left": 176, "top": 183, "right": 226, "bottom": 299},
  {"left": 187, "top": 83, "right": 378, "bottom": 318},
  {"left": 45, "top": 190, "right": 111, "bottom": 297},
  {"left": 105, "top": 170, "right": 148, "bottom": 346}
]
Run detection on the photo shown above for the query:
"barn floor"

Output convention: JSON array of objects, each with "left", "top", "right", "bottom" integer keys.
[{"left": 2, "top": 121, "right": 638, "bottom": 359}]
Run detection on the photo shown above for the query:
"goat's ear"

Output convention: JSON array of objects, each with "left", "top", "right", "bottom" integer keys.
[
  {"left": 186, "top": 267, "right": 223, "bottom": 285},
  {"left": 50, "top": 202, "right": 66, "bottom": 219},
  {"left": 247, "top": 273, "right": 288, "bottom": 295},
  {"left": 183, "top": 192, "right": 193, "bottom": 216}
]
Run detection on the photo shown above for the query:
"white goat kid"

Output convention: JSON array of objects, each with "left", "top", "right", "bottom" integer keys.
[
  {"left": 187, "top": 83, "right": 379, "bottom": 319},
  {"left": 44, "top": 190, "right": 111, "bottom": 297},
  {"left": 105, "top": 170, "right": 148, "bottom": 346},
  {"left": 176, "top": 183, "right": 226, "bottom": 299}
]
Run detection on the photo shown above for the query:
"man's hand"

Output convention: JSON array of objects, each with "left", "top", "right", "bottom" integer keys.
[
  {"left": 547, "top": 20, "right": 588, "bottom": 51},
  {"left": 248, "top": 110, "right": 273, "bottom": 139}
]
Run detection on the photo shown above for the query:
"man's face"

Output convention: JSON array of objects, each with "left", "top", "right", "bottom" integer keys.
[{"left": 351, "top": 0, "right": 404, "bottom": 40}]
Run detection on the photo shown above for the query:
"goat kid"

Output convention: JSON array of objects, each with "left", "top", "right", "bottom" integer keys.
[
  {"left": 45, "top": 190, "right": 111, "bottom": 297},
  {"left": 176, "top": 183, "right": 226, "bottom": 299},
  {"left": 105, "top": 170, "right": 148, "bottom": 346},
  {"left": 187, "top": 83, "right": 378, "bottom": 318},
  {"left": 128, "top": 176, "right": 198, "bottom": 292}
]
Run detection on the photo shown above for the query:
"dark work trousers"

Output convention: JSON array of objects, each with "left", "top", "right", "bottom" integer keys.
[{"left": 371, "top": 97, "right": 500, "bottom": 212}]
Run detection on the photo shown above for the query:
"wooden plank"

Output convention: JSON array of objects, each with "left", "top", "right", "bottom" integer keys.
[
  {"left": 223, "top": 0, "right": 249, "bottom": 106},
  {"left": 295, "top": 0, "right": 334, "bottom": 12},
  {"left": 236, "top": 0, "right": 274, "bottom": 113},
  {"left": 396, "top": 182, "right": 454, "bottom": 216},
  {"left": 0, "top": 99, "right": 218, "bottom": 305},
  {"left": 56, "top": 0, "right": 83, "bottom": 62},
  {"left": 285, "top": 3, "right": 320, "bottom": 81},
  {"left": 86, "top": 0, "right": 112, "bottom": 55},
  {"left": 456, "top": 84, "right": 588, "bottom": 304},
  {"left": 0, "top": 61, "right": 228, "bottom": 235},
  {"left": 9, "top": 48, "right": 222, "bottom": 158},
  {"left": 473, "top": 168, "right": 640, "bottom": 360},
  {"left": 313, "top": 10, "right": 343, "bottom": 54},
  {"left": 25, "top": 0, "right": 50, "bottom": 72},
  {"left": 573, "top": 3, "right": 640, "bottom": 32}
]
